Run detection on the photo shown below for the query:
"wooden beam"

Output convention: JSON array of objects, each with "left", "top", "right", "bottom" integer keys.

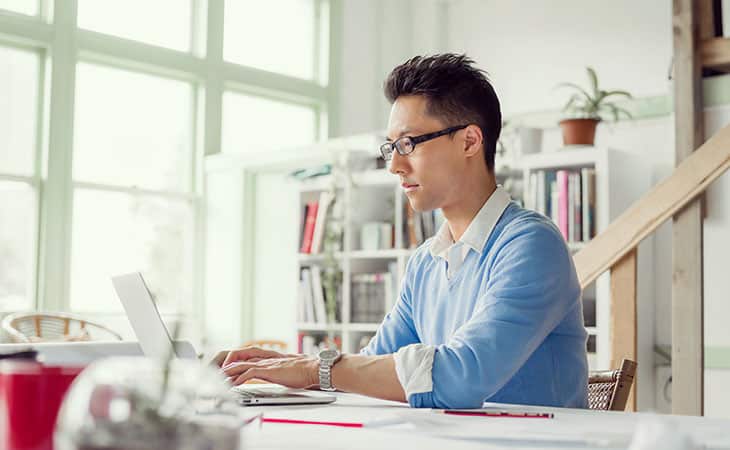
[
  {"left": 672, "top": 0, "right": 704, "bottom": 416},
  {"left": 698, "top": 0, "right": 717, "bottom": 39},
  {"left": 610, "top": 249, "right": 638, "bottom": 411},
  {"left": 573, "top": 123, "right": 730, "bottom": 289}
]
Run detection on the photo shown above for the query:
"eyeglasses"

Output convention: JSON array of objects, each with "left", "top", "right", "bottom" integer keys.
[{"left": 379, "top": 124, "right": 468, "bottom": 161}]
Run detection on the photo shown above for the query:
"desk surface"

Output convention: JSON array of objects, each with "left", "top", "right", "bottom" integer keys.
[{"left": 240, "top": 392, "right": 730, "bottom": 450}]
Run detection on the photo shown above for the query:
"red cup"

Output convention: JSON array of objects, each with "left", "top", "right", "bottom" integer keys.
[{"left": 0, "top": 361, "right": 84, "bottom": 450}]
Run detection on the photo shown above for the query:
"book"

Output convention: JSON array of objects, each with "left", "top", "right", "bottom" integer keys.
[
  {"left": 568, "top": 173, "right": 575, "bottom": 242},
  {"left": 582, "top": 168, "right": 596, "bottom": 241},
  {"left": 575, "top": 171, "right": 583, "bottom": 242},
  {"left": 300, "top": 202, "right": 319, "bottom": 254},
  {"left": 545, "top": 171, "right": 556, "bottom": 218},
  {"left": 300, "top": 268, "right": 315, "bottom": 323},
  {"left": 310, "top": 266, "right": 327, "bottom": 324},
  {"left": 550, "top": 180, "right": 559, "bottom": 225},
  {"left": 311, "top": 191, "right": 335, "bottom": 254},
  {"left": 298, "top": 204, "right": 309, "bottom": 251},
  {"left": 556, "top": 170, "right": 569, "bottom": 241}
]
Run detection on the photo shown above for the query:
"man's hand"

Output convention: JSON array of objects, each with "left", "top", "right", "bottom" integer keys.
[{"left": 221, "top": 354, "right": 319, "bottom": 388}]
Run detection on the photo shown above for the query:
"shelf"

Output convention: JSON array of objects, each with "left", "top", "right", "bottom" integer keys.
[
  {"left": 297, "top": 322, "right": 342, "bottom": 332},
  {"left": 297, "top": 322, "right": 382, "bottom": 333},
  {"left": 298, "top": 252, "right": 344, "bottom": 263},
  {"left": 346, "top": 323, "right": 381, "bottom": 332},
  {"left": 297, "top": 175, "right": 334, "bottom": 193},
  {"left": 520, "top": 147, "right": 604, "bottom": 171},
  {"left": 349, "top": 249, "right": 412, "bottom": 259}
]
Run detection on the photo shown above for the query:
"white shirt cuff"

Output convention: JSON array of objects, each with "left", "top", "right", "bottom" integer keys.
[{"left": 393, "top": 343, "right": 435, "bottom": 398}]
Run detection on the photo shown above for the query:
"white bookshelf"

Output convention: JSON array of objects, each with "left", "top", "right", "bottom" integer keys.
[
  {"left": 296, "top": 164, "right": 413, "bottom": 354},
  {"left": 520, "top": 147, "right": 652, "bottom": 371}
]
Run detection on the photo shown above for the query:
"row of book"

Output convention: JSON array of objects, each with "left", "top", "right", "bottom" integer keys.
[
  {"left": 525, "top": 168, "right": 596, "bottom": 242},
  {"left": 297, "top": 266, "right": 341, "bottom": 324},
  {"left": 404, "top": 202, "right": 444, "bottom": 248},
  {"left": 299, "top": 191, "right": 337, "bottom": 254},
  {"left": 350, "top": 263, "right": 398, "bottom": 323}
]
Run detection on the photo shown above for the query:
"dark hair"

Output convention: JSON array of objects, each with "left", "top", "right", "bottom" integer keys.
[{"left": 383, "top": 53, "right": 501, "bottom": 171}]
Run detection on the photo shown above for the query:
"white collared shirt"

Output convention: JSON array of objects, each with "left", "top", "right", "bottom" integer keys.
[
  {"left": 428, "top": 186, "right": 512, "bottom": 279},
  {"left": 393, "top": 186, "right": 513, "bottom": 399}
]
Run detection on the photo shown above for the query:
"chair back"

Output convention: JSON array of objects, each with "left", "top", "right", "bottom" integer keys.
[
  {"left": 2, "top": 312, "right": 123, "bottom": 343},
  {"left": 242, "top": 339, "right": 288, "bottom": 353},
  {"left": 588, "top": 358, "right": 637, "bottom": 411}
]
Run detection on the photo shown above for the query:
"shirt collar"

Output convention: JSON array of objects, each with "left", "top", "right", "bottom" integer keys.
[{"left": 429, "top": 186, "right": 512, "bottom": 259}]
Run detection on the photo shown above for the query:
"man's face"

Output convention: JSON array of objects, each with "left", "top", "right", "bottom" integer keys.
[{"left": 386, "top": 95, "right": 466, "bottom": 212}]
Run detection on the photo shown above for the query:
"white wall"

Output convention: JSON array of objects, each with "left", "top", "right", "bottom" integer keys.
[
  {"left": 337, "top": 0, "right": 449, "bottom": 136},
  {"left": 446, "top": 0, "right": 672, "bottom": 116}
]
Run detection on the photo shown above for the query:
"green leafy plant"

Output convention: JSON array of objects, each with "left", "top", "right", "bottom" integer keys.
[{"left": 557, "top": 67, "right": 633, "bottom": 121}]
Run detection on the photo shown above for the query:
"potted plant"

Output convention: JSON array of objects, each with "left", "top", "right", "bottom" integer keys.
[{"left": 556, "top": 67, "right": 632, "bottom": 146}]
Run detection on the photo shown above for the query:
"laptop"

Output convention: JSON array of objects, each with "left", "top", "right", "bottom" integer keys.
[{"left": 111, "top": 272, "right": 336, "bottom": 406}]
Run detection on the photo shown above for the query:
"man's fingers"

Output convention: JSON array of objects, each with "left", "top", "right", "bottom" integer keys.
[
  {"left": 233, "top": 368, "right": 268, "bottom": 386},
  {"left": 222, "top": 347, "right": 280, "bottom": 367}
]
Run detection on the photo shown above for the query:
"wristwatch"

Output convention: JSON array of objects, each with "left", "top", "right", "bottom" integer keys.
[{"left": 317, "top": 348, "right": 342, "bottom": 391}]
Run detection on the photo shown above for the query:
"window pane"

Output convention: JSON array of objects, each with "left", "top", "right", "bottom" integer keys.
[
  {"left": 0, "top": 0, "right": 38, "bottom": 16},
  {"left": 224, "top": 0, "right": 316, "bottom": 79},
  {"left": 0, "top": 181, "right": 35, "bottom": 311},
  {"left": 77, "top": 0, "right": 191, "bottom": 51},
  {"left": 0, "top": 46, "right": 38, "bottom": 176},
  {"left": 74, "top": 63, "right": 193, "bottom": 192},
  {"left": 222, "top": 91, "right": 317, "bottom": 154},
  {"left": 69, "top": 188, "right": 194, "bottom": 313}
]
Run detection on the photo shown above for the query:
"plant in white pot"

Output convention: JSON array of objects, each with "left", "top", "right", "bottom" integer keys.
[{"left": 556, "top": 67, "right": 633, "bottom": 146}]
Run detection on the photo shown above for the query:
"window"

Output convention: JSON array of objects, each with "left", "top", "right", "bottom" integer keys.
[
  {"left": 69, "top": 189, "right": 194, "bottom": 313},
  {"left": 0, "top": 45, "right": 40, "bottom": 312},
  {"left": 73, "top": 63, "right": 193, "bottom": 192},
  {"left": 70, "top": 63, "right": 195, "bottom": 313},
  {"left": 222, "top": 91, "right": 318, "bottom": 154},
  {"left": 0, "top": 182, "right": 37, "bottom": 311},
  {"left": 77, "top": 0, "right": 192, "bottom": 51},
  {"left": 0, "top": 0, "right": 38, "bottom": 16},
  {"left": 0, "top": 46, "right": 39, "bottom": 176},
  {"left": 224, "top": 0, "right": 321, "bottom": 80},
  {"left": 0, "top": 2, "right": 331, "bottom": 339}
]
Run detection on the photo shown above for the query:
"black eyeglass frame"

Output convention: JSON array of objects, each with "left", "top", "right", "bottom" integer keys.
[{"left": 379, "top": 124, "right": 469, "bottom": 161}]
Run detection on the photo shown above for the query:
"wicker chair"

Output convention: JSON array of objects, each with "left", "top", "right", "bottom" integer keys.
[
  {"left": 242, "top": 339, "right": 288, "bottom": 353},
  {"left": 1, "top": 312, "right": 123, "bottom": 343},
  {"left": 588, "top": 358, "right": 637, "bottom": 411}
]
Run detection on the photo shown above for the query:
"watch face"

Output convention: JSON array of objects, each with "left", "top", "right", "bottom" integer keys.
[{"left": 319, "top": 349, "right": 339, "bottom": 360}]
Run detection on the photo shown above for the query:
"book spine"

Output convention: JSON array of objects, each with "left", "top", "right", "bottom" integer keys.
[
  {"left": 311, "top": 191, "right": 333, "bottom": 254},
  {"left": 550, "top": 181, "right": 559, "bottom": 226},
  {"left": 568, "top": 173, "right": 575, "bottom": 242},
  {"left": 581, "top": 168, "right": 589, "bottom": 242},
  {"left": 300, "top": 202, "right": 319, "bottom": 254},
  {"left": 301, "top": 268, "right": 315, "bottom": 323},
  {"left": 574, "top": 172, "right": 582, "bottom": 242},
  {"left": 557, "top": 170, "right": 569, "bottom": 241},
  {"left": 310, "top": 266, "right": 327, "bottom": 324}
]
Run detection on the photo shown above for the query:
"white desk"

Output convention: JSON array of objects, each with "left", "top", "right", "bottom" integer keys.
[{"left": 241, "top": 392, "right": 730, "bottom": 449}]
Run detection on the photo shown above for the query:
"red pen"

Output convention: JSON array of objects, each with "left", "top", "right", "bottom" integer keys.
[
  {"left": 443, "top": 409, "right": 554, "bottom": 419},
  {"left": 259, "top": 416, "right": 406, "bottom": 428},
  {"left": 261, "top": 418, "right": 364, "bottom": 428}
]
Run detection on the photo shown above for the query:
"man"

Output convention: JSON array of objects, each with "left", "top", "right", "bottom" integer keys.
[{"left": 220, "top": 54, "right": 588, "bottom": 409}]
